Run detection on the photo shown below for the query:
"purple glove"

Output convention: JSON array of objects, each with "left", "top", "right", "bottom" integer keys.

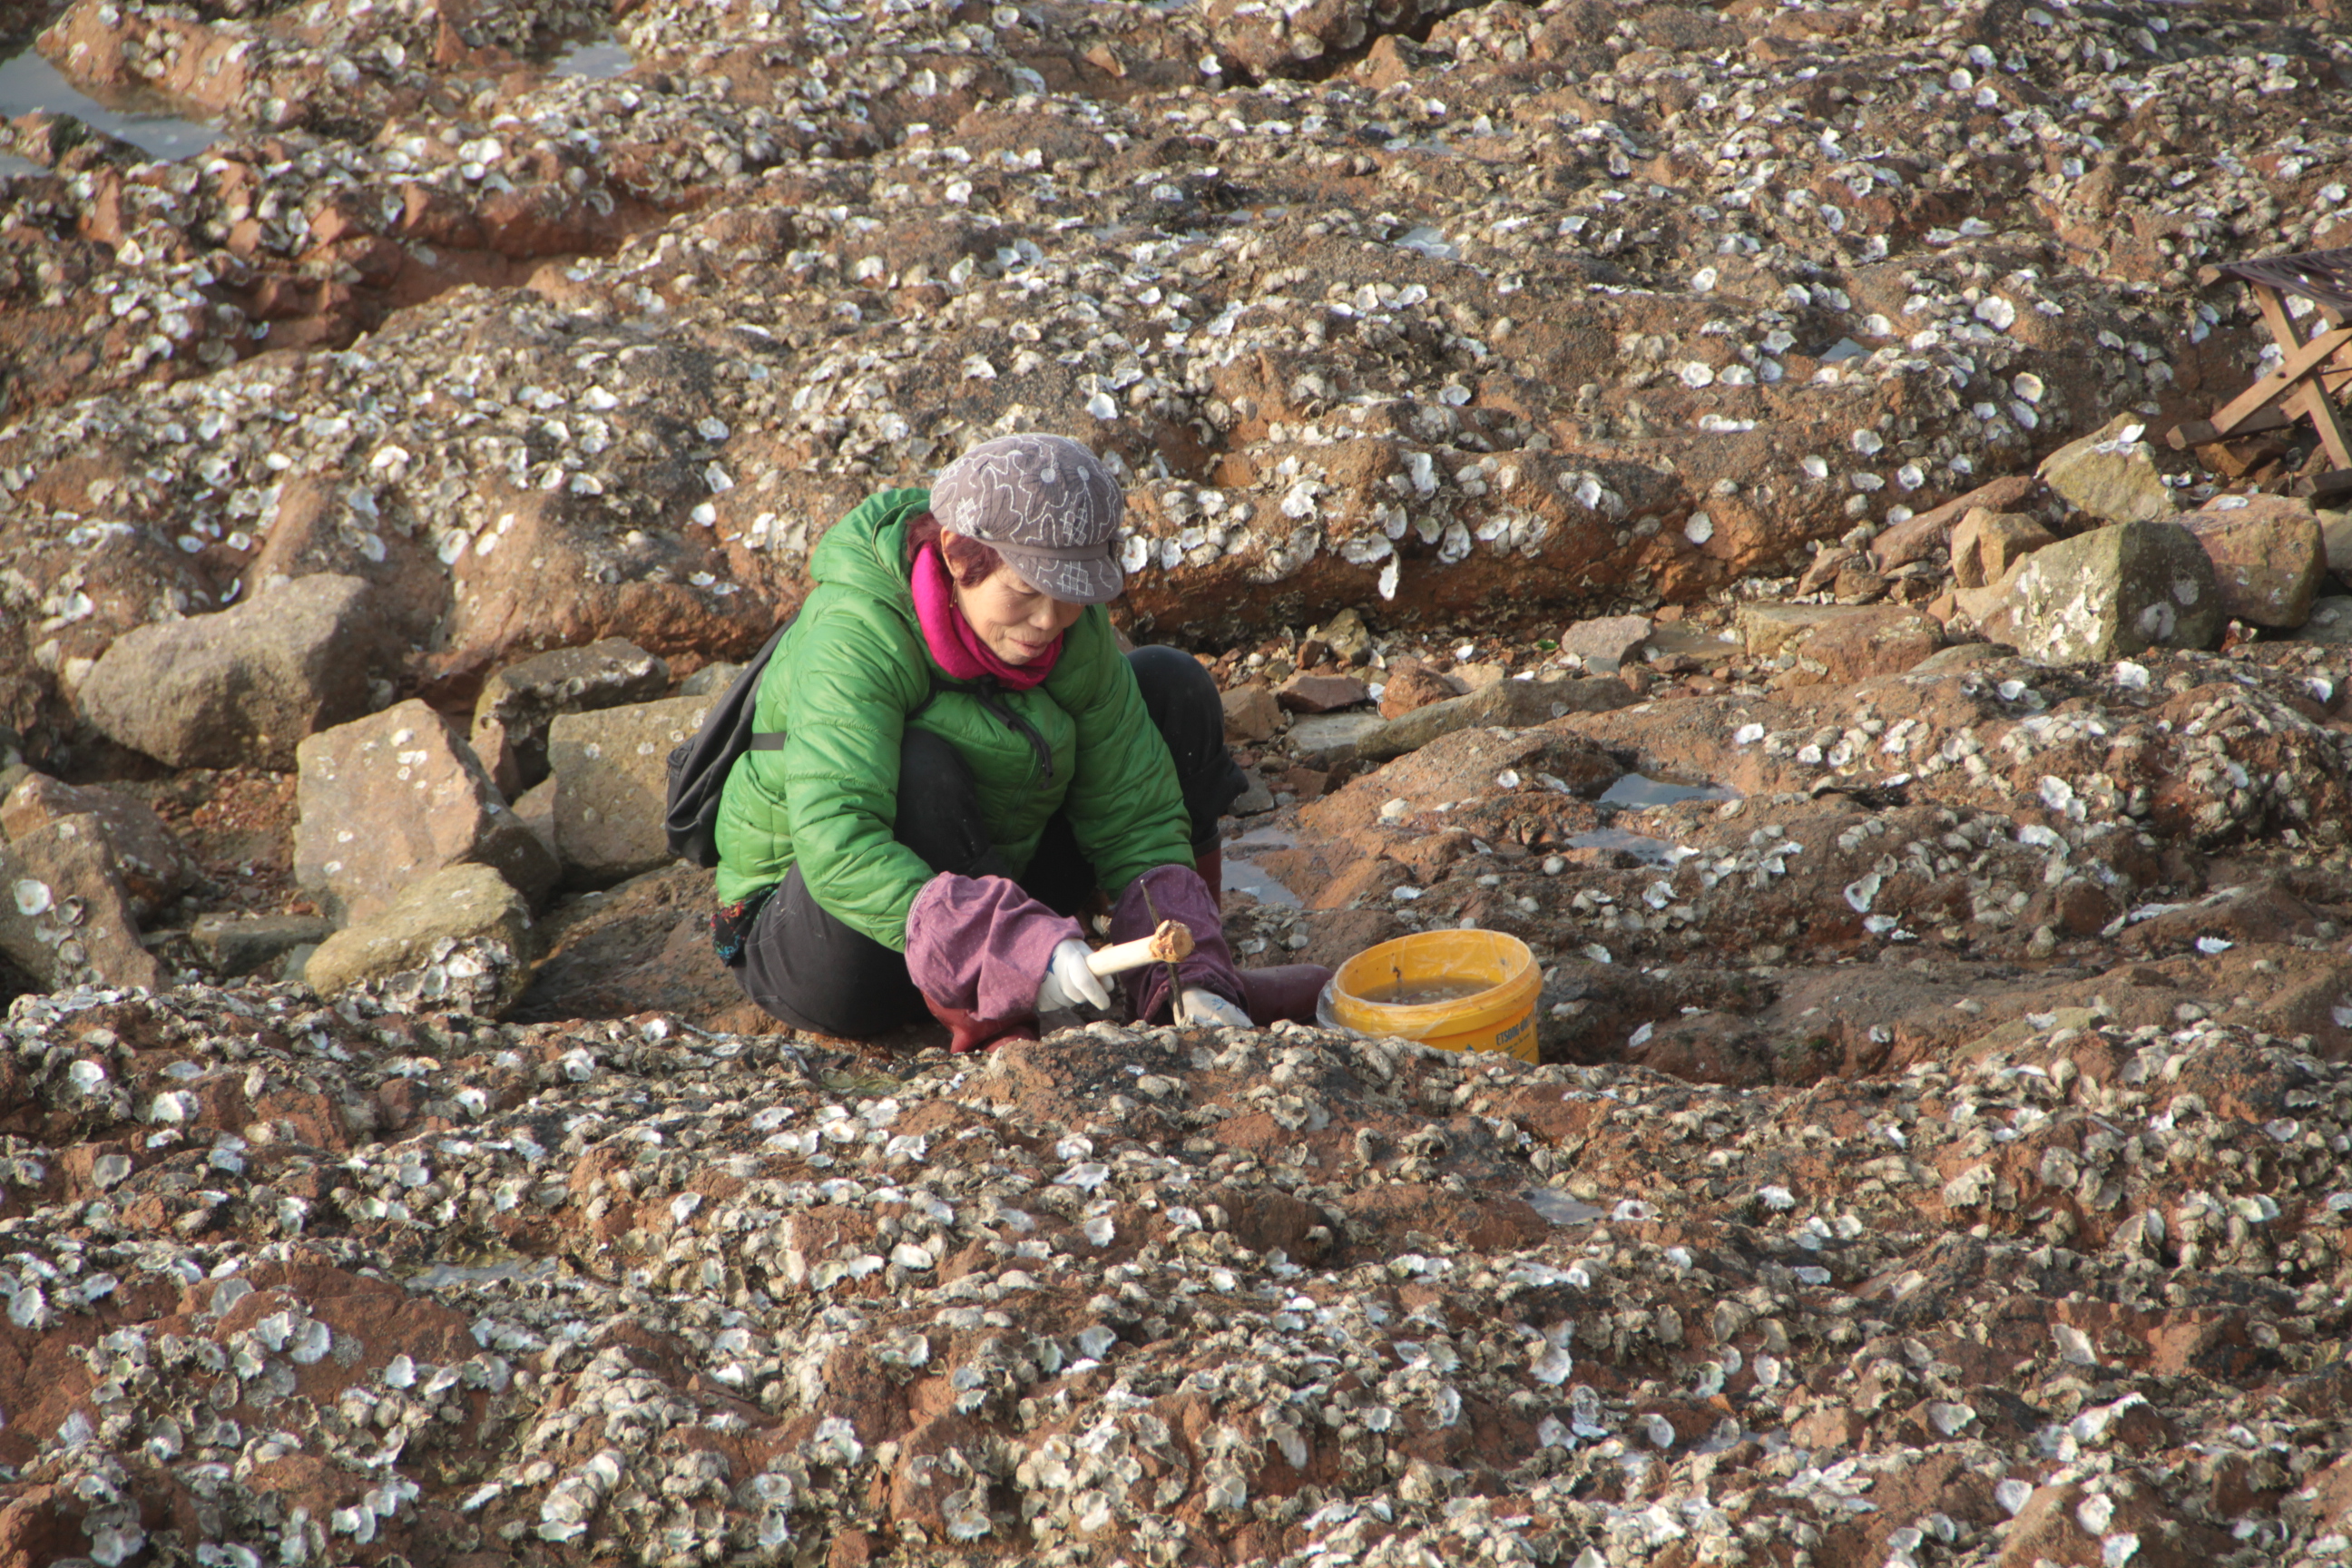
[
  {"left": 906, "top": 873, "right": 1083, "bottom": 1021},
  {"left": 1111, "top": 864, "right": 1245, "bottom": 1024}
]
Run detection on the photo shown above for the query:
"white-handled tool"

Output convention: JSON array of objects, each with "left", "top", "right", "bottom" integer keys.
[{"left": 1084, "top": 918, "right": 1194, "bottom": 977}]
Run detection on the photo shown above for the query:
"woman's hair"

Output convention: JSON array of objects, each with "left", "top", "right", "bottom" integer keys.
[{"left": 906, "top": 509, "right": 1004, "bottom": 588}]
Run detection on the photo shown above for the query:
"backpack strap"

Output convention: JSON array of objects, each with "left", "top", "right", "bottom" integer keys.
[{"left": 752, "top": 673, "right": 949, "bottom": 756}]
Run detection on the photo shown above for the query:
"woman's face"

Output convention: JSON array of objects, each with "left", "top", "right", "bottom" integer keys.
[{"left": 946, "top": 533, "right": 1086, "bottom": 664}]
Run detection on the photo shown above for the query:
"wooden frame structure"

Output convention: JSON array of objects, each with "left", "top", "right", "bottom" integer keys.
[{"left": 2167, "top": 246, "right": 2352, "bottom": 500}]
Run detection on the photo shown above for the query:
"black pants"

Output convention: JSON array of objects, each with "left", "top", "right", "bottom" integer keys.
[{"left": 731, "top": 646, "right": 1248, "bottom": 1037}]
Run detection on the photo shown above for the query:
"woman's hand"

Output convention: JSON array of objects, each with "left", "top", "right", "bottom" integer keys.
[
  {"left": 1177, "top": 987, "right": 1251, "bottom": 1027},
  {"left": 1035, "top": 937, "right": 1112, "bottom": 1013}
]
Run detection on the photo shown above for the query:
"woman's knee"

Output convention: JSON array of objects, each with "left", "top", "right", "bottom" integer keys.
[
  {"left": 1127, "top": 643, "right": 1221, "bottom": 731},
  {"left": 1127, "top": 644, "right": 1248, "bottom": 846},
  {"left": 735, "top": 867, "right": 921, "bottom": 1037}
]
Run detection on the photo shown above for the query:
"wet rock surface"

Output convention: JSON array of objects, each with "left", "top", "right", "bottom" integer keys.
[{"left": 4, "top": 0, "right": 2352, "bottom": 1563}]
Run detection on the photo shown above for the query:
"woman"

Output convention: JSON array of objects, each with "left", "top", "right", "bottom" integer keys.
[{"left": 710, "top": 433, "right": 1330, "bottom": 1051}]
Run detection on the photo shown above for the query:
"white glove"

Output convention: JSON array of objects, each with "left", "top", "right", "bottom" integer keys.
[
  {"left": 1035, "top": 938, "right": 1112, "bottom": 1014},
  {"left": 1178, "top": 985, "right": 1251, "bottom": 1027}
]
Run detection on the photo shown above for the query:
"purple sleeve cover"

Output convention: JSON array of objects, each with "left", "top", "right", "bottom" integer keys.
[{"left": 905, "top": 873, "right": 1083, "bottom": 1021}]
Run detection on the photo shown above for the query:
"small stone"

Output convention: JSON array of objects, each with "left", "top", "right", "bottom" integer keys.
[
  {"left": 1832, "top": 564, "right": 1891, "bottom": 603},
  {"left": 295, "top": 699, "right": 558, "bottom": 924},
  {"left": 0, "top": 816, "right": 162, "bottom": 991},
  {"left": 1230, "top": 776, "right": 1277, "bottom": 816},
  {"left": 2298, "top": 596, "right": 2352, "bottom": 645},
  {"left": 190, "top": 913, "right": 337, "bottom": 979},
  {"left": 1276, "top": 672, "right": 1370, "bottom": 713},
  {"left": 1870, "top": 474, "right": 2042, "bottom": 570},
  {"left": 1555, "top": 613, "right": 1651, "bottom": 672},
  {"left": 549, "top": 696, "right": 724, "bottom": 884},
  {"left": 2318, "top": 507, "right": 2352, "bottom": 579},
  {"left": 1795, "top": 607, "right": 1945, "bottom": 685},
  {"left": 1357, "top": 676, "right": 1632, "bottom": 765},
  {"left": 1949, "top": 509, "right": 2055, "bottom": 590},
  {"left": 1220, "top": 684, "right": 1283, "bottom": 742},
  {"left": 1312, "top": 608, "right": 1372, "bottom": 662},
  {"left": 1288, "top": 711, "right": 1389, "bottom": 769},
  {"left": 1377, "top": 661, "right": 1465, "bottom": 720},
  {"left": 1, "top": 773, "right": 191, "bottom": 919}
]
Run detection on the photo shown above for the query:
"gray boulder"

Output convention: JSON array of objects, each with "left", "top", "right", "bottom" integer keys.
[
  {"left": 1287, "top": 710, "right": 1386, "bottom": 769},
  {"left": 469, "top": 638, "right": 671, "bottom": 799},
  {"left": 549, "top": 695, "right": 713, "bottom": 884},
  {"left": 1357, "top": 674, "right": 1634, "bottom": 764},
  {"left": 0, "top": 816, "right": 164, "bottom": 992},
  {"left": 2298, "top": 597, "right": 2352, "bottom": 646},
  {"left": 2036, "top": 414, "right": 2179, "bottom": 526},
  {"left": 191, "top": 913, "right": 335, "bottom": 980},
  {"left": 1984, "top": 520, "right": 2221, "bottom": 662},
  {"left": 294, "top": 699, "right": 558, "bottom": 924},
  {"left": 679, "top": 660, "right": 747, "bottom": 698},
  {"left": 303, "top": 862, "right": 536, "bottom": 1018},
  {"left": 2320, "top": 507, "right": 2352, "bottom": 583},
  {"left": 76, "top": 573, "right": 385, "bottom": 769}
]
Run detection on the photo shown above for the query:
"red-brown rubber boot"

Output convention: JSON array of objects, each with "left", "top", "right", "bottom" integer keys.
[
  {"left": 922, "top": 996, "right": 1041, "bottom": 1055},
  {"left": 1237, "top": 965, "right": 1333, "bottom": 1026},
  {"left": 1193, "top": 847, "right": 1224, "bottom": 905}
]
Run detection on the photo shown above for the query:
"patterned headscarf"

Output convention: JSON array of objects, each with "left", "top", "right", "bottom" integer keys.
[{"left": 928, "top": 434, "right": 1125, "bottom": 603}]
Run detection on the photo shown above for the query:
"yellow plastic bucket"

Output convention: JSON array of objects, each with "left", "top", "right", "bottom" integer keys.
[{"left": 1318, "top": 929, "right": 1542, "bottom": 1062}]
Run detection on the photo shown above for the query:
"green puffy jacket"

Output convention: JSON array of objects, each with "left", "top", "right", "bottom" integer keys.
[{"left": 712, "top": 487, "right": 1194, "bottom": 950}]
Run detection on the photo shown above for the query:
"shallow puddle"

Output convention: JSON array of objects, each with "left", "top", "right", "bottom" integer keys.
[
  {"left": 1598, "top": 772, "right": 1736, "bottom": 808},
  {"left": 1523, "top": 1190, "right": 1607, "bottom": 1226},
  {"left": 551, "top": 36, "right": 634, "bottom": 78},
  {"left": 0, "top": 47, "right": 220, "bottom": 160},
  {"left": 402, "top": 1257, "right": 560, "bottom": 1290},
  {"left": 1224, "top": 827, "right": 1302, "bottom": 908},
  {"left": 1565, "top": 828, "right": 1680, "bottom": 866},
  {"left": 1393, "top": 223, "right": 1458, "bottom": 259}
]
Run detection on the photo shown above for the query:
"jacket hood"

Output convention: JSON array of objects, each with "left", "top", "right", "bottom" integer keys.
[{"left": 808, "top": 486, "right": 929, "bottom": 619}]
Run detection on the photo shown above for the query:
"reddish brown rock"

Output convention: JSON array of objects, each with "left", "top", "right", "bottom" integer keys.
[
  {"left": 293, "top": 699, "right": 557, "bottom": 925},
  {"left": 0, "top": 814, "right": 163, "bottom": 992},
  {"left": 1377, "top": 660, "right": 1465, "bottom": 719},
  {"left": 1949, "top": 508, "right": 2056, "bottom": 590},
  {"left": 1221, "top": 683, "right": 1282, "bottom": 742},
  {"left": 1792, "top": 606, "right": 1945, "bottom": 685},
  {"left": 2181, "top": 494, "right": 2328, "bottom": 628},
  {"left": 1276, "top": 672, "right": 1370, "bottom": 713},
  {"left": 1872, "top": 475, "right": 2043, "bottom": 571},
  {"left": 1, "top": 773, "right": 191, "bottom": 919}
]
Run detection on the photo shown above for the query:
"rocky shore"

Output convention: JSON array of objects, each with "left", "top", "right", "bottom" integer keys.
[{"left": 5, "top": 0, "right": 2352, "bottom": 1563}]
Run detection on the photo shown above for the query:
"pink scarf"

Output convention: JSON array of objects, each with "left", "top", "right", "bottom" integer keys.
[{"left": 911, "top": 543, "right": 1061, "bottom": 691}]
